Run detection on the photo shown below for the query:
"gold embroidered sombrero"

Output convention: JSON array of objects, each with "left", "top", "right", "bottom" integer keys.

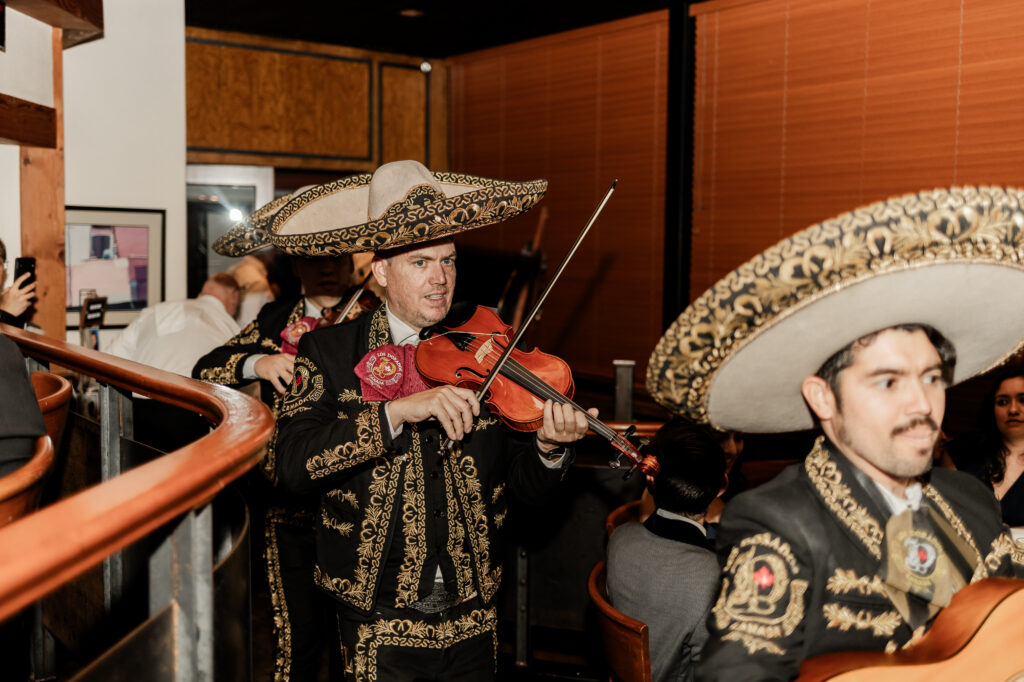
[
  {"left": 267, "top": 160, "right": 548, "bottom": 255},
  {"left": 212, "top": 182, "right": 363, "bottom": 257},
  {"left": 647, "top": 186, "right": 1024, "bottom": 433}
]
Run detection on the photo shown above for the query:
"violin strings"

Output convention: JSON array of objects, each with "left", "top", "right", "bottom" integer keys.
[{"left": 457, "top": 334, "right": 618, "bottom": 441}]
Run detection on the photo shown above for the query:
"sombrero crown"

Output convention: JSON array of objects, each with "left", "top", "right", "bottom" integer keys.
[
  {"left": 268, "top": 160, "right": 547, "bottom": 255},
  {"left": 647, "top": 186, "right": 1024, "bottom": 433}
]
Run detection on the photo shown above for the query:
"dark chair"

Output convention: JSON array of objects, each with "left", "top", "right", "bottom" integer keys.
[
  {"left": 0, "top": 436, "right": 54, "bottom": 528},
  {"left": 605, "top": 499, "right": 643, "bottom": 537},
  {"left": 587, "top": 561, "right": 652, "bottom": 682}
]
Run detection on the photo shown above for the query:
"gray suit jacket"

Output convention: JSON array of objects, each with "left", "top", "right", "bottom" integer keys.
[{"left": 607, "top": 513, "right": 720, "bottom": 682}]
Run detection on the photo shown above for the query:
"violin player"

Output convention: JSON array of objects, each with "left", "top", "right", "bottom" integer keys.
[
  {"left": 270, "top": 160, "right": 593, "bottom": 681},
  {"left": 646, "top": 187, "right": 1024, "bottom": 681}
]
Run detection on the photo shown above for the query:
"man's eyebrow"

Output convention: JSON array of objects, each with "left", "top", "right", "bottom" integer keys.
[{"left": 865, "top": 362, "right": 943, "bottom": 378}]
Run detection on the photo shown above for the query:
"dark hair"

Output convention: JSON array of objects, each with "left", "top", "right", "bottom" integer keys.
[
  {"left": 0, "top": 237, "right": 6, "bottom": 265},
  {"left": 977, "top": 364, "right": 1024, "bottom": 484},
  {"left": 650, "top": 418, "right": 727, "bottom": 517},
  {"left": 815, "top": 323, "right": 957, "bottom": 409}
]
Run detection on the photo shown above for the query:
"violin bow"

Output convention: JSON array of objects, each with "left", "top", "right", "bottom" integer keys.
[
  {"left": 441, "top": 180, "right": 618, "bottom": 451},
  {"left": 336, "top": 272, "right": 374, "bottom": 321}
]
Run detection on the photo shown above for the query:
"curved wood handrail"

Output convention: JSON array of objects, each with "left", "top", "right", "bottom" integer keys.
[
  {"left": 0, "top": 324, "right": 274, "bottom": 622},
  {"left": 0, "top": 435, "right": 54, "bottom": 527}
]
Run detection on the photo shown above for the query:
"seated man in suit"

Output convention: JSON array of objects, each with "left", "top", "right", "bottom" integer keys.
[{"left": 606, "top": 418, "right": 727, "bottom": 682}]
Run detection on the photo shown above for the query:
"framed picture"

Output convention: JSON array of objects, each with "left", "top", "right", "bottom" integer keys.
[{"left": 65, "top": 207, "right": 165, "bottom": 327}]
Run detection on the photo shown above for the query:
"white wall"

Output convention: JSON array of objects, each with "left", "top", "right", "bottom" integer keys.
[
  {"left": 0, "top": 9, "right": 53, "bottom": 272},
  {"left": 64, "top": 0, "right": 187, "bottom": 307}
]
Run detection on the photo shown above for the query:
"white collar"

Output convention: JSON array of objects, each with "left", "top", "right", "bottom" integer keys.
[
  {"left": 874, "top": 480, "right": 923, "bottom": 514},
  {"left": 655, "top": 508, "right": 708, "bottom": 537},
  {"left": 386, "top": 306, "right": 421, "bottom": 346}
]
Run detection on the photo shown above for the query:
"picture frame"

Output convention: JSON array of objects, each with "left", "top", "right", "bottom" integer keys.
[{"left": 65, "top": 207, "right": 165, "bottom": 328}]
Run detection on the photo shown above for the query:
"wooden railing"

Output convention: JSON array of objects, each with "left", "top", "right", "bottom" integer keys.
[{"left": 0, "top": 324, "right": 274, "bottom": 678}]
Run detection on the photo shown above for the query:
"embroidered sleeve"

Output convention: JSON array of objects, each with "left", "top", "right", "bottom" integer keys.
[
  {"left": 698, "top": 510, "right": 812, "bottom": 681},
  {"left": 275, "top": 336, "right": 397, "bottom": 494},
  {"left": 984, "top": 530, "right": 1024, "bottom": 577},
  {"left": 192, "top": 319, "right": 270, "bottom": 386}
]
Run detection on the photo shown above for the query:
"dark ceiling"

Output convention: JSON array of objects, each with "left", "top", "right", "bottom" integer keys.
[{"left": 185, "top": 1, "right": 672, "bottom": 59}]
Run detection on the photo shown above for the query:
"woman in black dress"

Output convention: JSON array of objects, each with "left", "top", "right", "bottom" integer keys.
[{"left": 959, "top": 365, "right": 1024, "bottom": 527}]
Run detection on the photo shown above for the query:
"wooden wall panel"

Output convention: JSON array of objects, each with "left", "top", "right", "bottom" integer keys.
[
  {"left": 380, "top": 64, "right": 427, "bottom": 164},
  {"left": 691, "top": 0, "right": 1024, "bottom": 300},
  {"left": 186, "top": 28, "right": 446, "bottom": 173},
  {"left": 449, "top": 12, "right": 668, "bottom": 380},
  {"left": 187, "top": 37, "right": 371, "bottom": 163}
]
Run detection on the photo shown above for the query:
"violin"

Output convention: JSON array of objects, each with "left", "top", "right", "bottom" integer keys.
[{"left": 415, "top": 303, "right": 660, "bottom": 480}]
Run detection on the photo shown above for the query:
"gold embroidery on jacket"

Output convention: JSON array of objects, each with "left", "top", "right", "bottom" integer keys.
[
  {"left": 368, "top": 305, "right": 391, "bottom": 350},
  {"left": 280, "top": 355, "right": 326, "bottom": 418},
  {"left": 314, "top": 458, "right": 402, "bottom": 611},
  {"left": 826, "top": 568, "right": 886, "bottom": 597},
  {"left": 321, "top": 508, "right": 354, "bottom": 537},
  {"left": 352, "top": 607, "right": 497, "bottom": 682},
  {"left": 494, "top": 510, "right": 507, "bottom": 529},
  {"left": 922, "top": 483, "right": 985, "bottom": 580},
  {"left": 805, "top": 438, "right": 884, "bottom": 559},
  {"left": 822, "top": 603, "right": 902, "bottom": 637},
  {"left": 473, "top": 418, "right": 499, "bottom": 431},
  {"left": 396, "top": 432, "right": 426, "bottom": 607},
  {"left": 491, "top": 483, "right": 505, "bottom": 504},
  {"left": 198, "top": 352, "right": 246, "bottom": 384},
  {"left": 305, "top": 409, "right": 385, "bottom": 480},
  {"left": 452, "top": 453, "right": 501, "bottom": 602},
  {"left": 712, "top": 534, "right": 808, "bottom": 657},
  {"left": 339, "top": 388, "right": 365, "bottom": 404},
  {"left": 328, "top": 489, "right": 360, "bottom": 510},
  {"left": 261, "top": 337, "right": 281, "bottom": 351},
  {"left": 264, "top": 507, "right": 314, "bottom": 682},
  {"left": 443, "top": 455, "right": 475, "bottom": 598},
  {"left": 228, "top": 321, "right": 261, "bottom": 346},
  {"left": 985, "top": 533, "right": 1024, "bottom": 572}
]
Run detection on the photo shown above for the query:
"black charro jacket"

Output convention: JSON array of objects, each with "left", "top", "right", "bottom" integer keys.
[
  {"left": 274, "top": 304, "right": 569, "bottom": 616},
  {"left": 696, "top": 437, "right": 1024, "bottom": 682}
]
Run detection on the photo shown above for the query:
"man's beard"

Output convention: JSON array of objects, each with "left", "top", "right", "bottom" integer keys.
[{"left": 836, "top": 415, "right": 938, "bottom": 479}]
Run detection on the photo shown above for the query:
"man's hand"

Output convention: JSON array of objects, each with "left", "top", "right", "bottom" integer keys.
[
  {"left": 535, "top": 400, "right": 595, "bottom": 453},
  {"left": 0, "top": 273, "right": 36, "bottom": 318},
  {"left": 388, "top": 386, "right": 480, "bottom": 441},
  {"left": 255, "top": 353, "right": 296, "bottom": 394}
]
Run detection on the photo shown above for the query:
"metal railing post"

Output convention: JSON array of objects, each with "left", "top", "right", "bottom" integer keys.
[
  {"left": 149, "top": 504, "right": 215, "bottom": 681},
  {"left": 99, "top": 384, "right": 133, "bottom": 614},
  {"left": 612, "top": 359, "right": 635, "bottom": 421}
]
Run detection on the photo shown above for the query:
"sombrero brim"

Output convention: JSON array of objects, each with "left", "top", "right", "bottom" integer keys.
[
  {"left": 212, "top": 179, "right": 370, "bottom": 257},
  {"left": 647, "top": 186, "right": 1024, "bottom": 433},
  {"left": 268, "top": 172, "right": 548, "bottom": 255}
]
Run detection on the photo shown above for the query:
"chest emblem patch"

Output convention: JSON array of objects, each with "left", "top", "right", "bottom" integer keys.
[{"left": 355, "top": 344, "right": 429, "bottom": 401}]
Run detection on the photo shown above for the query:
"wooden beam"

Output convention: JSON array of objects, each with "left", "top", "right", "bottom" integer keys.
[
  {"left": 6, "top": 0, "right": 103, "bottom": 47},
  {"left": 19, "top": 27, "right": 65, "bottom": 339},
  {"left": 0, "top": 94, "right": 56, "bottom": 148}
]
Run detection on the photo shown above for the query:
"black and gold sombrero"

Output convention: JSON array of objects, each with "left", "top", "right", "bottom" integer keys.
[
  {"left": 212, "top": 183, "right": 347, "bottom": 257},
  {"left": 268, "top": 160, "right": 547, "bottom": 255},
  {"left": 647, "top": 186, "right": 1024, "bottom": 433}
]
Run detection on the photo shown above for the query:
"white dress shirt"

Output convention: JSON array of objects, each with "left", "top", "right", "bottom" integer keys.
[{"left": 107, "top": 294, "right": 240, "bottom": 377}]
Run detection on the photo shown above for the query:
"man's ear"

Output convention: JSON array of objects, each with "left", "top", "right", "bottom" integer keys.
[
  {"left": 802, "top": 375, "right": 838, "bottom": 422},
  {"left": 370, "top": 257, "right": 388, "bottom": 289}
]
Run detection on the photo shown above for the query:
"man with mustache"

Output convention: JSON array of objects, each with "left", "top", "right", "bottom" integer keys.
[{"left": 645, "top": 188, "right": 1024, "bottom": 682}]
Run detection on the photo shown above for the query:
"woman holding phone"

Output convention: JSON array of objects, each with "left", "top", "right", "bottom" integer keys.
[{"left": 0, "top": 239, "right": 37, "bottom": 328}]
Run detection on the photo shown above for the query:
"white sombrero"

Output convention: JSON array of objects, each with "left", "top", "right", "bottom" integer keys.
[
  {"left": 268, "top": 160, "right": 548, "bottom": 255},
  {"left": 647, "top": 186, "right": 1024, "bottom": 433}
]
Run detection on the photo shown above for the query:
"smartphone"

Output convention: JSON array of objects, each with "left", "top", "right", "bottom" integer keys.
[{"left": 13, "top": 257, "right": 36, "bottom": 287}]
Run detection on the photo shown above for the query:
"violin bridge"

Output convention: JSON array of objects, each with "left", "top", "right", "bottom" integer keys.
[{"left": 474, "top": 338, "right": 494, "bottom": 365}]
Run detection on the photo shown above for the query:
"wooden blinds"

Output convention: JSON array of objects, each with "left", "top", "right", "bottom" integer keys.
[{"left": 689, "top": 0, "right": 1024, "bottom": 298}]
